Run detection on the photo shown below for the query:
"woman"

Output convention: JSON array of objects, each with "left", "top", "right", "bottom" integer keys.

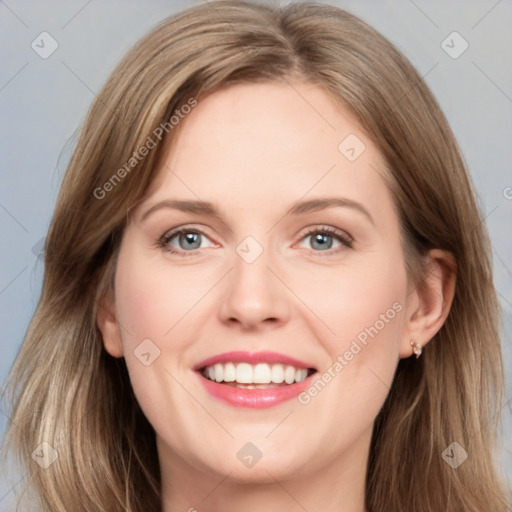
[{"left": 2, "top": 1, "right": 510, "bottom": 510}]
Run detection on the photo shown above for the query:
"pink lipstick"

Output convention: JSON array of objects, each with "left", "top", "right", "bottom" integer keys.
[{"left": 194, "top": 351, "right": 317, "bottom": 408}]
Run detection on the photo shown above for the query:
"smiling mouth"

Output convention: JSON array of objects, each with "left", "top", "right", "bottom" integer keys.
[{"left": 199, "top": 362, "right": 317, "bottom": 388}]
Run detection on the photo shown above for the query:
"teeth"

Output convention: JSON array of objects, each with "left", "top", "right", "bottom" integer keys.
[
  {"left": 202, "top": 362, "right": 310, "bottom": 385},
  {"left": 236, "top": 363, "right": 253, "bottom": 383},
  {"left": 254, "top": 363, "right": 271, "bottom": 383},
  {"left": 271, "top": 364, "right": 285, "bottom": 383},
  {"left": 214, "top": 363, "right": 223, "bottom": 383},
  {"left": 223, "top": 362, "right": 236, "bottom": 382}
]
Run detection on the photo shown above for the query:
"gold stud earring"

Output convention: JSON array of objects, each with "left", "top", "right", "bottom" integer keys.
[{"left": 410, "top": 340, "right": 422, "bottom": 359}]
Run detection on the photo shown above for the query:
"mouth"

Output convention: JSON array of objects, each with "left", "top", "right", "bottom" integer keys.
[
  {"left": 193, "top": 351, "right": 318, "bottom": 408},
  {"left": 199, "top": 362, "right": 316, "bottom": 388}
]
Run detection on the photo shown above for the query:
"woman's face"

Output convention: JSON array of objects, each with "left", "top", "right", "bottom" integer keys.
[{"left": 101, "top": 81, "right": 417, "bottom": 487}]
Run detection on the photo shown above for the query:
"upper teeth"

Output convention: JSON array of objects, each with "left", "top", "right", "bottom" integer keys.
[{"left": 203, "top": 363, "right": 309, "bottom": 384}]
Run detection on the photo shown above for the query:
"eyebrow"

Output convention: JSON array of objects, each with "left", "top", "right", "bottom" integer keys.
[{"left": 139, "top": 197, "right": 375, "bottom": 226}]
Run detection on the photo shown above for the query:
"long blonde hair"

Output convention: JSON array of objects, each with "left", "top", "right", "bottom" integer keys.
[{"left": 2, "top": 1, "right": 509, "bottom": 510}]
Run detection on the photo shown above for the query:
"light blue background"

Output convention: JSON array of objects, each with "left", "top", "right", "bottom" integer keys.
[{"left": 1, "top": 0, "right": 511, "bottom": 508}]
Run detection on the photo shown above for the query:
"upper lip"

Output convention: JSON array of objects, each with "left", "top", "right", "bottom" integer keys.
[{"left": 193, "top": 351, "right": 316, "bottom": 371}]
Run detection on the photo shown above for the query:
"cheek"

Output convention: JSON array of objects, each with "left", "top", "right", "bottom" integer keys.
[
  {"left": 112, "top": 247, "right": 204, "bottom": 442},
  {"left": 114, "top": 247, "right": 211, "bottom": 349},
  {"left": 112, "top": 244, "right": 219, "bottom": 415},
  {"left": 340, "top": 255, "right": 405, "bottom": 347},
  {"left": 294, "top": 246, "right": 406, "bottom": 353},
  {"left": 294, "top": 244, "right": 407, "bottom": 408}
]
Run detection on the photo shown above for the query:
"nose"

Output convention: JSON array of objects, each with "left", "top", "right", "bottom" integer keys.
[{"left": 217, "top": 244, "right": 291, "bottom": 331}]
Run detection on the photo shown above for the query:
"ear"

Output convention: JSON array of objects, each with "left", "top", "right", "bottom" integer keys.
[
  {"left": 399, "top": 249, "right": 457, "bottom": 359},
  {"left": 96, "top": 289, "right": 124, "bottom": 358}
]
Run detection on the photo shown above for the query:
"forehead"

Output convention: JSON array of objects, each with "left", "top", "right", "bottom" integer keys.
[
  {"left": 169, "top": 81, "right": 367, "bottom": 166},
  {"left": 138, "top": 81, "right": 392, "bottom": 225}
]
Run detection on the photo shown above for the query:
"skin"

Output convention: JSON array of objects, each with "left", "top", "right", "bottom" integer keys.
[{"left": 98, "top": 81, "right": 456, "bottom": 512}]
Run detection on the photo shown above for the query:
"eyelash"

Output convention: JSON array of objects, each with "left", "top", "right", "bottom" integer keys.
[{"left": 157, "top": 225, "right": 353, "bottom": 257}]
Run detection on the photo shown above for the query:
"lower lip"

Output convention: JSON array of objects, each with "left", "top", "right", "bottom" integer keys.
[{"left": 196, "top": 373, "right": 312, "bottom": 408}]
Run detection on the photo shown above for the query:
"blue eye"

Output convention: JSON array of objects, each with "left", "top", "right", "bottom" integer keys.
[
  {"left": 159, "top": 225, "right": 353, "bottom": 256},
  {"left": 308, "top": 232, "right": 337, "bottom": 250},
  {"left": 299, "top": 226, "right": 353, "bottom": 253},
  {"left": 160, "top": 228, "right": 214, "bottom": 255}
]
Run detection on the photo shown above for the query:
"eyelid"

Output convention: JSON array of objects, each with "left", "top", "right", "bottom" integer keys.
[
  {"left": 160, "top": 224, "right": 213, "bottom": 243},
  {"left": 299, "top": 224, "right": 353, "bottom": 243}
]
